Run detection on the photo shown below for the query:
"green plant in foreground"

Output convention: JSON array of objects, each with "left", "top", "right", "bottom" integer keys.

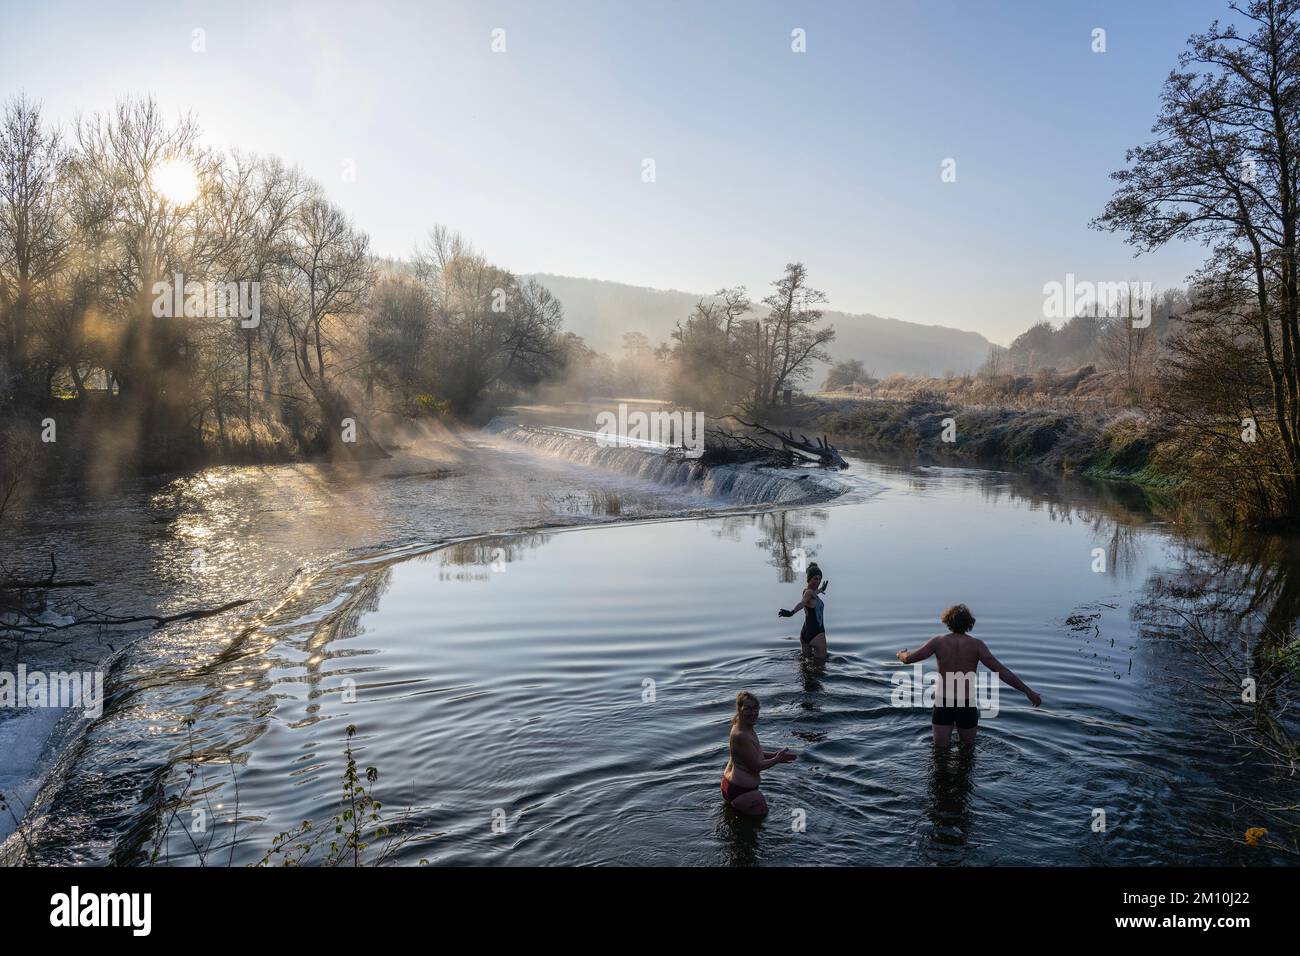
[
  {"left": 1273, "top": 636, "right": 1300, "bottom": 682},
  {"left": 258, "top": 724, "right": 427, "bottom": 866}
]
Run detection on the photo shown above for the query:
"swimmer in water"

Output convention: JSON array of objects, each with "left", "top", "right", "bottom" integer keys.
[
  {"left": 778, "top": 562, "right": 828, "bottom": 659},
  {"left": 896, "top": 603, "right": 1042, "bottom": 747},
  {"left": 720, "top": 690, "right": 797, "bottom": 816}
]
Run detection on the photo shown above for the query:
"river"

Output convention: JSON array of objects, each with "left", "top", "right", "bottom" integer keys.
[{"left": 1, "top": 420, "right": 1295, "bottom": 865}]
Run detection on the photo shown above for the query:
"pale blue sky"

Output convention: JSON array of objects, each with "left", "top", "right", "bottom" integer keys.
[{"left": 2, "top": 0, "right": 1232, "bottom": 343}]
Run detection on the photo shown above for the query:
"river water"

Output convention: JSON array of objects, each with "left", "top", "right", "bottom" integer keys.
[{"left": 2, "top": 421, "right": 1296, "bottom": 866}]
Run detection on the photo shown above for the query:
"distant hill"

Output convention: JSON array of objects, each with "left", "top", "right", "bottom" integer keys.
[{"left": 528, "top": 274, "right": 992, "bottom": 380}]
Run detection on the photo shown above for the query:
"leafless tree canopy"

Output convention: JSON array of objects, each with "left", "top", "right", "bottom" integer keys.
[
  {"left": 667, "top": 263, "right": 835, "bottom": 414},
  {"left": 1095, "top": 0, "right": 1300, "bottom": 524},
  {"left": 0, "top": 96, "right": 573, "bottom": 477}
]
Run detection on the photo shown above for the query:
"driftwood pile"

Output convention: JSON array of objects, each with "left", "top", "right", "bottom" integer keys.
[{"left": 670, "top": 421, "right": 848, "bottom": 470}]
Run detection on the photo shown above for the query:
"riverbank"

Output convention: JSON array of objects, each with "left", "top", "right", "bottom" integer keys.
[{"left": 777, "top": 395, "right": 1180, "bottom": 492}]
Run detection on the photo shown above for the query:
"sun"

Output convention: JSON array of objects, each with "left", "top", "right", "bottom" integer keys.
[{"left": 153, "top": 158, "right": 201, "bottom": 207}]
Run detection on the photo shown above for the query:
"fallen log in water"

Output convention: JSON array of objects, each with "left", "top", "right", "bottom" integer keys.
[{"left": 731, "top": 419, "right": 849, "bottom": 469}]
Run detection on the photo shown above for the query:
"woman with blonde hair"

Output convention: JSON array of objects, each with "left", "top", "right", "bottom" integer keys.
[{"left": 720, "top": 690, "right": 797, "bottom": 816}]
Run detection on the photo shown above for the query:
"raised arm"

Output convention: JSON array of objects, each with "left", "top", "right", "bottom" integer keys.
[
  {"left": 896, "top": 636, "right": 938, "bottom": 664},
  {"left": 977, "top": 640, "right": 1042, "bottom": 707}
]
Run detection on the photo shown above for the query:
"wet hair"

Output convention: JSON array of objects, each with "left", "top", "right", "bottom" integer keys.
[
  {"left": 732, "top": 690, "right": 760, "bottom": 726},
  {"left": 806, "top": 562, "right": 822, "bottom": 583},
  {"left": 941, "top": 603, "right": 976, "bottom": 634}
]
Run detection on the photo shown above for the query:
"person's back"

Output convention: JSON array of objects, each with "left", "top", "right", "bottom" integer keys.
[
  {"left": 897, "top": 603, "right": 1042, "bottom": 746},
  {"left": 930, "top": 631, "right": 983, "bottom": 694}
]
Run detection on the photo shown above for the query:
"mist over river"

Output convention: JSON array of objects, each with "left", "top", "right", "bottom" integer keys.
[{"left": 2, "top": 423, "right": 1295, "bottom": 865}]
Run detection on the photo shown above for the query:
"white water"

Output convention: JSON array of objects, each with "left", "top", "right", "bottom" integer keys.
[{"left": 484, "top": 419, "right": 849, "bottom": 506}]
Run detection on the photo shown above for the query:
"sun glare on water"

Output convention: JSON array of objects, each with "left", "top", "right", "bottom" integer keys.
[{"left": 153, "top": 158, "right": 200, "bottom": 206}]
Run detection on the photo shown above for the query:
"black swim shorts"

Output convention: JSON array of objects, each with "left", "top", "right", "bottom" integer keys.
[{"left": 931, "top": 705, "right": 979, "bottom": 729}]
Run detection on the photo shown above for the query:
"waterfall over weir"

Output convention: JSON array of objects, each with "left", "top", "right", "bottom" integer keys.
[{"left": 484, "top": 419, "right": 849, "bottom": 506}]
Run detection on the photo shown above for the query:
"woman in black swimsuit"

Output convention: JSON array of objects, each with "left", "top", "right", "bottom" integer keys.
[{"left": 778, "top": 562, "right": 828, "bottom": 659}]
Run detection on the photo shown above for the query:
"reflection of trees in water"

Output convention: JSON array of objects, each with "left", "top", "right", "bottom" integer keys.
[
  {"left": 1137, "top": 529, "right": 1300, "bottom": 679},
  {"left": 867, "top": 461, "right": 1166, "bottom": 578},
  {"left": 434, "top": 533, "right": 551, "bottom": 582},
  {"left": 1087, "top": 514, "right": 1145, "bottom": 579},
  {"left": 968, "top": 467, "right": 1163, "bottom": 530},
  {"left": 297, "top": 566, "right": 394, "bottom": 727},
  {"left": 873, "top": 458, "right": 1161, "bottom": 527},
  {"left": 941, "top": 465, "right": 1156, "bottom": 578},
  {"left": 896, "top": 462, "right": 1162, "bottom": 578},
  {"left": 714, "top": 509, "right": 830, "bottom": 583},
  {"left": 1131, "top": 529, "right": 1300, "bottom": 858}
]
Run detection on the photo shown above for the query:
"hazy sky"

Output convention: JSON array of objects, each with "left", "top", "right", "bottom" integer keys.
[{"left": 3, "top": 0, "right": 1233, "bottom": 344}]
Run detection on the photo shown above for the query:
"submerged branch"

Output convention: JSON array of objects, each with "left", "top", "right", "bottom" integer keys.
[{"left": 732, "top": 418, "right": 848, "bottom": 468}]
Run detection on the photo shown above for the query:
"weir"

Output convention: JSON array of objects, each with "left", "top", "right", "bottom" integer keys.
[{"left": 485, "top": 419, "right": 848, "bottom": 507}]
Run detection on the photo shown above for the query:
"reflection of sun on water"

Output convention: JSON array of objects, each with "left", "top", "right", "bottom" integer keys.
[{"left": 153, "top": 158, "right": 200, "bottom": 206}]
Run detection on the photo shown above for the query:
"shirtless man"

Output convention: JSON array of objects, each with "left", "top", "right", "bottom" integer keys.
[
  {"left": 895, "top": 603, "right": 1042, "bottom": 747},
  {"left": 720, "top": 690, "right": 797, "bottom": 816}
]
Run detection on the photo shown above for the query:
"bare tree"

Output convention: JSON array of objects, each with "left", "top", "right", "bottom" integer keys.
[
  {"left": 281, "top": 190, "right": 374, "bottom": 447},
  {"left": 668, "top": 286, "right": 751, "bottom": 411},
  {"left": 365, "top": 272, "right": 434, "bottom": 407},
  {"left": 1095, "top": 0, "right": 1300, "bottom": 521},
  {"left": 1098, "top": 288, "right": 1155, "bottom": 403},
  {"left": 414, "top": 227, "right": 565, "bottom": 413},
  {"left": 0, "top": 95, "right": 70, "bottom": 404},
  {"left": 69, "top": 96, "right": 213, "bottom": 438},
  {"left": 759, "top": 262, "right": 834, "bottom": 407},
  {"left": 0, "top": 98, "right": 578, "bottom": 471}
]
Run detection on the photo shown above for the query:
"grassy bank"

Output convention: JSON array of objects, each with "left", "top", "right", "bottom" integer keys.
[{"left": 775, "top": 395, "right": 1181, "bottom": 491}]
